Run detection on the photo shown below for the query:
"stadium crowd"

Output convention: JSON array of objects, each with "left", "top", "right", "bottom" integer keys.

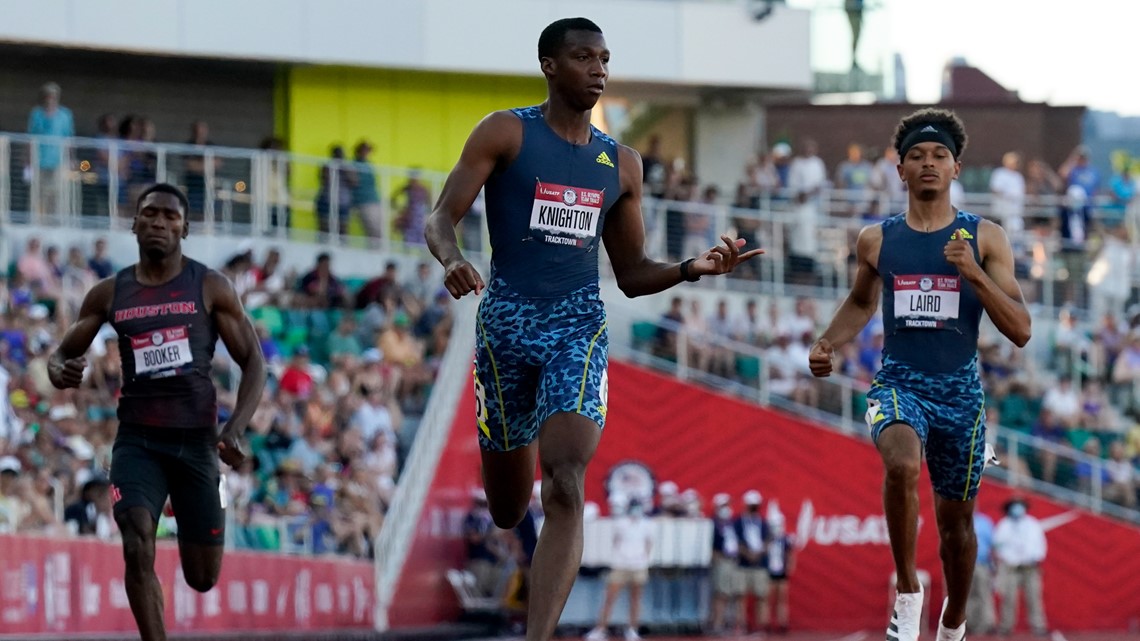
[{"left": 0, "top": 234, "right": 452, "bottom": 558}]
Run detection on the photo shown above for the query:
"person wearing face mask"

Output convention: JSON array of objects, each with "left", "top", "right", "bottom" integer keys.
[
  {"left": 586, "top": 497, "right": 655, "bottom": 641},
  {"left": 709, "top": 493, "right": 743, "bottom": 635},
  {"left": 734, "top": 490, "right": 770, "bottom": 633},
  {"left": 764, "top": 512, "right": 797, "bottom": 635},
  {"left": 992, "top": 496, "right": 1047, "bottom": 636}
]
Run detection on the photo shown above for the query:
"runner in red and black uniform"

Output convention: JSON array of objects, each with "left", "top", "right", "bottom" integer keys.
[{"left": 49, "top": 183, "right": 267, "bottom": 641}]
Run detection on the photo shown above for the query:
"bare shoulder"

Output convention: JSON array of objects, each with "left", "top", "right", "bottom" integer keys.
[
  {"left": 86, "top": 276, "right": 117, "bottom": 309},
  {"left": 617, "top": 144, "right": 644, "bottom": 191},
  {"left": 204, "top": 268, "right": 240, "bottom": 308},
  {"left": 977, "top": 218, "right": 1013, "bottom": 254},
  {"left": 855, "top": 223, "right": 884, "bottom": 269},
  {"left": 474, "top": 110, "right": 524, "bottom": 145}
]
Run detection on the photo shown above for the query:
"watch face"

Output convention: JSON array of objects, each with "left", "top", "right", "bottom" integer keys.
[{"left": 604, "top": 460, "right": 655, "bottom": 506}]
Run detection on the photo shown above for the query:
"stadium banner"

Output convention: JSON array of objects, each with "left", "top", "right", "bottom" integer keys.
[
  {"left": 390, "top": 360, "right": 1140, "bottom": 631},
  {"left": 0, "top": 535, "right": 373, "bottom": 636}
]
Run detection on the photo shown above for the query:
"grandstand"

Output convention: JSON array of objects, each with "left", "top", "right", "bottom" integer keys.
[{"left": 1, "top": 1, "right": 1140, "bottom": 640}]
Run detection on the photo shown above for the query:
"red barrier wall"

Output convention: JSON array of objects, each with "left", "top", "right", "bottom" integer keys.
[
  {"left": 390, "top": 360, "right": 1140, "bottom": 631},
  {"left": 0, "top": 535, "right": 373, "bottom": 637}
]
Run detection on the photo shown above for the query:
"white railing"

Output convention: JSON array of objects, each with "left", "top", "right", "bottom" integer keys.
[{"left": 372, "top": 295, "right": 477, "bottom": 631}]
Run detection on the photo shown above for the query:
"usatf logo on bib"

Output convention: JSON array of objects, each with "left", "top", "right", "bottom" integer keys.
[
  {"left": 130, "top": 325, "right": 194, "bottom": 378},
  {"left": 530, "top": 180, "right": 604, "bottom": 248},
  {"left": 893, "top": 274, "right": 961, "bottom": 329}
]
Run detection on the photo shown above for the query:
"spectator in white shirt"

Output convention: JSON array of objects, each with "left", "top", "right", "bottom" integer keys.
[
  {"left": 993, "top": 497, "right": 1048, "bottom": 636},
  {"left": 1104, "top": 440, "right": 1137, "bottom": 508},
  {"left": 1042, "top": 374, "right": 1081, "bottom": 428},
  {"left": 730, "top": 299, "right": 764, "bottom": 347},
  {"left": 706, "top": 299, "right": 735, "bottom": 378},
  {"left": 586, "top": 497, "right": 655, "bottom": 641},
  {"left": 989, "top": 152, "right": 1026, "bottom": 234},
  {"left": 786, "top": 139, "right": 827, "bottom": 284}
]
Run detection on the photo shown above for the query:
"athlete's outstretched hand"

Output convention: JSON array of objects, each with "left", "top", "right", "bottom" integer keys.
[
  {"left": 691, "top": 236, "right": 765, "bottom": 278},
  {"left": 944, "top": 230, "right": 982, "bottom": 280},
  {"left": 443, "top": 259, "right": 485, "bottom": 299},
  {"left": 49, "top": 356, "right": 86, "bottom": 389},
  {"left": 808, "top": 338, "right": 835, "bottom": 378},
  {"left": 216, "top": 425, "right": 247, "bottom": 469}
]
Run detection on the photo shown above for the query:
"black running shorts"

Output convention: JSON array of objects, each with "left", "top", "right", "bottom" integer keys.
[{"left": 110, "top": 423, "right": 225, "bottom": 546}]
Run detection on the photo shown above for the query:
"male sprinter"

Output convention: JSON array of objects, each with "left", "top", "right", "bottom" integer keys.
[
  {"left": 808, "top": 109, "right": 1030, "bottom": 641},
  {"left": 424, "top": 18, "right": 762, "bottom": 641},
  {"left": 50, "top": 183, "right": 267, "bottom": 641}
]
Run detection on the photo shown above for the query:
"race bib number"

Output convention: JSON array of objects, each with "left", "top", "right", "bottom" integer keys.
[
  {"left": 530, "top": 180, "right": 604, "bottom": 248},
  {"left": 131, "top": 326, "right": 193, "bottom": 378},
  {"left": 893, "top": 275, "right": 960, "bottom": 329}
]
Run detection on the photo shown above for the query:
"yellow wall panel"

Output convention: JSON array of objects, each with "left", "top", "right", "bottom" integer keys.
[{"left": 284, "top": 67, "right": 545, "bottom": 233}]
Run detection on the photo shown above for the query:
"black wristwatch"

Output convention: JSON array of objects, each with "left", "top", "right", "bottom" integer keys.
[{"left": 679, "top": 258, "right": 700, "bottom": 282}]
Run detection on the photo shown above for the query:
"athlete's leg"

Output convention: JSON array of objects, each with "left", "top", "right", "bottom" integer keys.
[
  {"left": 932, "top": 494, "right": 977, "bottom": 629},
  {"left": 526, "top": 411, "right": 602, "bottom": 641},
  {"left": 167, "top": 429, "right": 226, "bottom": 592},
  {"left": 178, "top": 542, "right": 223, "bottom": 592},
  {"left": 877, "top": 423, "right": 924, "bottom": 592},
  {"left": 116, "top": 507, "right": 167, "bottom": 641},
  {"left": 481, "top": 445, "right": 539, "bottom": 529}
]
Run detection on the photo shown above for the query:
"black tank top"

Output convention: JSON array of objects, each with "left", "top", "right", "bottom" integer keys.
[{"left": 110, "top": 259, "right": 218, "bottom": 428}]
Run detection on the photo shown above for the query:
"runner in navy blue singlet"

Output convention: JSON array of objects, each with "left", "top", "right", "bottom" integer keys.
[
  {"left": 424, "top": 18, "right": 764, "bottom": 641},
  {"left": 50, "top": 183, "right": 267, "bottom": 641},
  {"left": 808, "top": 110, "right": 1030, "bottom": 641}
]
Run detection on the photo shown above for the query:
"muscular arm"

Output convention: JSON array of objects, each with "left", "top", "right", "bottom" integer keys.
[
  {"left": 603, "top": 146, "right": 690, "bottom": 297},
  {"left": 424, "top": 111, "right": 521, "bottom": 296},
  {"left": 49, "top": 278, "right": 114, "bottom": 388},
  {"left": 206, "top": 271, "right": 267, "bottom": 438},
  {"left": 817, "top": 225, "right": 883, "bottom": 349},
  {"left": 969, "top": 220, "right": 1032, "bottom": 347}
]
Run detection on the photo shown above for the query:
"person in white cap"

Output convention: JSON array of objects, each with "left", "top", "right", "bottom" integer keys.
[
  {"left": 0, "top": 456, "right": 21, "bottom": 533},
  {"left": 734, "top": 489, "right": 770, "bottom": 633},
  {"left": 709, "top": 493, "right": 743, "bottom": 634},
  {"left": 654, "top": 480, "right": 683, "bottom": 517},
  {"left": 764, "top": 511, "right": 796, "bottom": 634},
  {"left": 587, "top": 496, "right": 654, "bottom": 641}
]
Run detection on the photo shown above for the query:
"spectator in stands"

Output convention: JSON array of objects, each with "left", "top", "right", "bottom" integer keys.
[
  {"left": 260, "top": 137, "right": 291, "bottom": 230},
  {"left": 1105, "top": 440, "right": 1137, "bottom": 507},
  {"left": 586, "top": 496, "right": 654, "bottom": 641},
  {"left": 764, "top": 511, "right": 796, "bottom": 635},
  {"left": 183, "top": 120, "right": 219, "bottom": 218},
  {"left": 1060, "top": 145, "right": 1101, "bottom": 203},
  {"left": 279, "top": 345, "right": 316, "bottom": 401},
  {"left": 989, "top": 151, "right": 1026, "bottom": 235},
  {"left": 1058, "top": 183, "right": 1093, "bottom": 308},
  {"left": 786, "top": 139, "right": 827, "bottom": 284},
  {"left": 378, "top": 311, "right": 430, "bottom": 408},
  {"left": 869, "top": 146, "right": 904, "bottom": 217},
  {"left": 655, "top": 296, "right": 685, "bottom": 361},
  {"left": 60, "top": 246, "right": 95, "bottom": 320},
  {"left": 88, "top": 238, "right": 114, "bottom": 279},
  {"left": 391, "top": 168, "right": 431, "bottom": 246},
  {"left": 1087, "top": 223, "right": 1132, "bottom": 322},
  {"left": 653, "top": 480, "right": 684, "bottom": 518},
  {"left": 706, "top": 299, "right": 735, "bottom": 378},
  {"left": 298, "top": 252, "right": 347, "bottom": 309},
  {"left": 315, "top": 145, "right": 356, "bottom": 236},
  {"left": 967, "top": 510, "right": 997, "bottom": 635},
  {"left": 17, "top": 237, "right": 57, "bottom": 301},
  {"left": 464, "top": 488, "right": 503, "bottom": 597},
  {"left": 26, "top": 82, "right": 75, "bottom": 220},
  {"left": 734, "top": 490, "right": 770, "bottom": 633},
  {"left": 1043, "top": 374, "right": 1081, "bottom": 429},
  {"left": 709, "top": 493, "right": 743, "bottom": 635},
  {"left": 1023, "top": 158, "right": 1064, "bottom": 220},
  {"left": 1050, "top": 306, "right": 1090, "bottom": 377},
  {"left": 355, "top": 260, "right": 402, "bottom": 311},
  {"left": 834, "top": 142, "right": 873, "bottom": 216},
  {"left": 352, "top": 374, "right": 401, "bottom": 445},
  {"left": 682, "top": 185, "right": 717, "bottom": 262},
  {"left": 64, "top": 477, "right": 114, "bottom": 539},
  {"left": 641, "top": 135, "right": 665, "bottom": 197},
  {"left": 730, "top": 298, "right": 764, "bottom": 347},
  {"left": 664, "top": 175, "right": 696, "bottom": 261},
  {"left": 993, "top": 496, "right": 1048, "bottom": 637},
  {"left": 351, "top": 140, "right": 383, "bottom": 238},
  {"left": 683, "top": 299, "right": 714, "bottom": 373},
  {"left": 246, "top": 248, "right": 287, "bottom": 309},
  {"left": 327, "top": 315, "right": 364, "bottom": 364},
  {"left": 731, "top": 183, "right": 763, "bottom": 281},
  {"left": 403, "top": 261, "right": 434, "bottom": 317},
  {"left": 0, "top": 456, "right": 21, "bottom": 533}
]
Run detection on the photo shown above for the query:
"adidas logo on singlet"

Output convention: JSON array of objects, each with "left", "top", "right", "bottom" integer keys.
[{"left": 595, "top": 151, "right": 614, "bottom": 167}]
